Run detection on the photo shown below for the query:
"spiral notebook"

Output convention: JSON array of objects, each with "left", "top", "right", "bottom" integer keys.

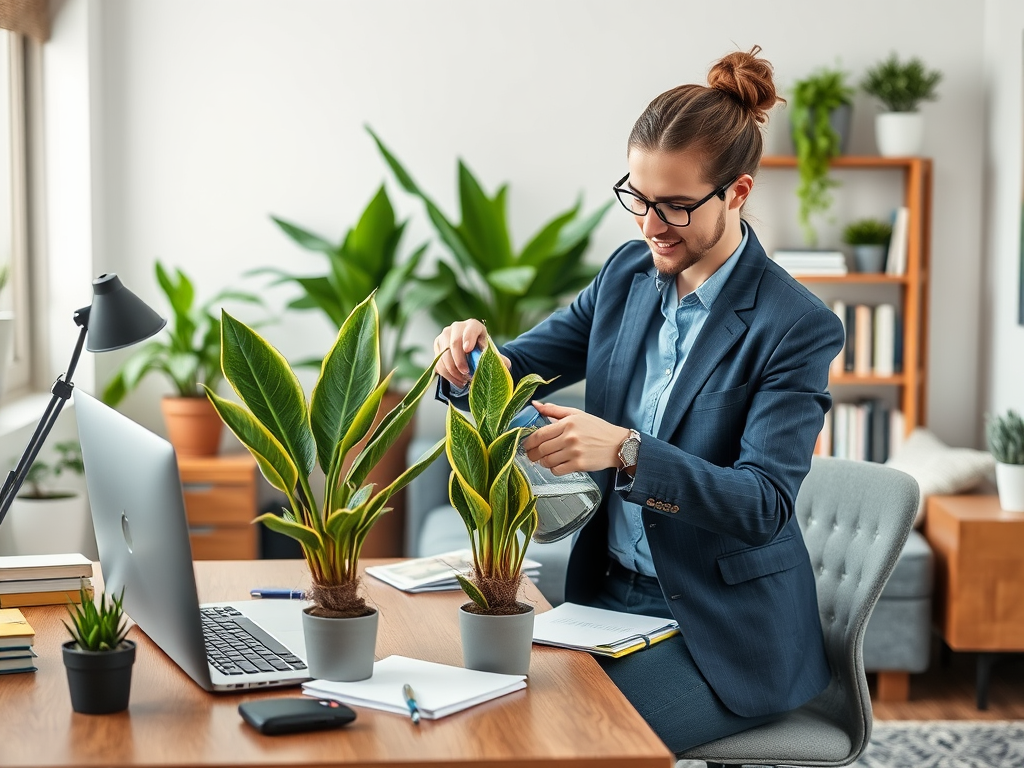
[{"left": 532, "top": 602, "right": 679, "bottom": 658}]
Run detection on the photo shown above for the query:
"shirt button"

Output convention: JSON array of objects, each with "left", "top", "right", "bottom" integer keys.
[{"left": 665, "top": 368, "right": 671, "bottom": 376}]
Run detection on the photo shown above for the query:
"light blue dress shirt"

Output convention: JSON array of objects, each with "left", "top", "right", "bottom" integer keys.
[{"left": 607, "top": 224, "right": 749, "bottom": 577}]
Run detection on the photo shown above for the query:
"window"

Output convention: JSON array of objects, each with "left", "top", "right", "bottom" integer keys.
[{"left": 0, "top": 31, "right": 31, "bottom": 401}]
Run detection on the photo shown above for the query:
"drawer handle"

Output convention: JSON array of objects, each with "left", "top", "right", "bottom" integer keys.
[
  {"left": 183, "top": 483, "right": 216, "bottom": 493},
  {"left": 188, "top": 526, "right": 217, "bottom": 536}
]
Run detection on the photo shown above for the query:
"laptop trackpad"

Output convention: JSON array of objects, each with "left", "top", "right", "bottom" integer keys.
[{"left": 231, "top": 599, "right": 309, "bottom": 660}]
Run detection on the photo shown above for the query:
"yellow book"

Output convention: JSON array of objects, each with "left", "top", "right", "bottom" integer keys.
[
  {"left": 0, "top": 608, "right": 35, "bottom": 648},
  {"left": 0, "top": 588, "right": 93, "bottom": 609}
]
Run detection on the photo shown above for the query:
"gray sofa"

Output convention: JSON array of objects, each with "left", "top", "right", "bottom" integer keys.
[{"left": 405, "top": 419, "right": 933, "bottom": 702}]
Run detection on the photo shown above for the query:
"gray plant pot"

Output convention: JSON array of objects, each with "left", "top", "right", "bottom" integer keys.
[
  {"left": 301, "top": 606, "right": 378, "bottom": 682},
  {"left": 853, "top": 244, "right": 887, "bottom": 273},
  {"left": 62, "top": 639, "right": 136, "bottom": 714},
  {"left": 459, "top": 603, "right": 534, "bottom": 676}
]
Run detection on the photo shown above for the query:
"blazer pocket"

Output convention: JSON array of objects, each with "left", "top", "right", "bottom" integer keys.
[
  {"left": 692, "top": 383, "right": 748, "bottom": 412},
  {"left": 717, "top": 534, "right": 803, "bottom": 585}
]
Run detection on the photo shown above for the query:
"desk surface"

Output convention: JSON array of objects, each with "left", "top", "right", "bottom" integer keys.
[{"left": 1, "top": 559, "right": 673, "bottom": 768}]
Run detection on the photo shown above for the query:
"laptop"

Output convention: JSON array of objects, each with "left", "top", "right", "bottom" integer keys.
[{"left": 74, "top": 390, "right": 310, "bottom": 692}]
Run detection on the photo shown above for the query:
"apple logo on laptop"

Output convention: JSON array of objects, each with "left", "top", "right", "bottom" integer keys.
[{"left": 121, "top": 511, "right": 134, "bottom": 553}]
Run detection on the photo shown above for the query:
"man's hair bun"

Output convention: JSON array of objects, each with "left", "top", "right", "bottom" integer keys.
[{"left": 707, "top": 45, "right": 783, "bottom": 125}]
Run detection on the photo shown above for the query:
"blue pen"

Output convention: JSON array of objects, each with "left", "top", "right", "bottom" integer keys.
[
  {"left": 402, "top": 683, "right": 421, "bottom": 725},
  {"left": 250, "top": 588, "right": 305, "bottom": 599}
]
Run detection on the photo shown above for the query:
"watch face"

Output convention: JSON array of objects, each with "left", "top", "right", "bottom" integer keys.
[{"left": 619, "top": 434, "right": 640, "bottom": 467}]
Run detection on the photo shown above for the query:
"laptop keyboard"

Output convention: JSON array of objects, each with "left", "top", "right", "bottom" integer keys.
[{"left": 200, "top": 606, "right": 307, "bottom": 676}]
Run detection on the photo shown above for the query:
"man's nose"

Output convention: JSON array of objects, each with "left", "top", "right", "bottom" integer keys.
[{"left": 641, "top": 208, "right": 668, "bottom": 238}]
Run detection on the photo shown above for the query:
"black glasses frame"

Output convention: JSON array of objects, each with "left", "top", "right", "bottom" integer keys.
[{"left": 612, "top": 173, "right": 735, "bottom": 227}]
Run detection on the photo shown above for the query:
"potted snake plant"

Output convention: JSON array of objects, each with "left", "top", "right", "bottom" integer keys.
[
  {"left": 205, "top": 294, "right": 444, "bottom": 681},
  {"left": 445, "top": 338, "right": 550, "bottom": 675}
]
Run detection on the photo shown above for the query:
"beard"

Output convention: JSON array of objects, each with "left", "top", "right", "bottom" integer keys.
[{"left": 650, "top": 204, "right": 727, "bottom": 276}]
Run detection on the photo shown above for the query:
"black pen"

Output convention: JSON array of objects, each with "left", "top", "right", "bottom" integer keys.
[
  {"left": 402, "top": 683, "right": 421, "bottom": 725},
  {"left": 250, "top": 588, "right": 305, "bottom": 599}
]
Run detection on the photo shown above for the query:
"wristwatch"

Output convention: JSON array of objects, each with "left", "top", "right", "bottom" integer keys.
[{"left": 617, "top": 429, "right": 642, "bottom": 470}]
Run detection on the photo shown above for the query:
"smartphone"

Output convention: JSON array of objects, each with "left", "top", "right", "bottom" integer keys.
[{"left": 238, "top": 697, "right": 356, "bottom": 735}]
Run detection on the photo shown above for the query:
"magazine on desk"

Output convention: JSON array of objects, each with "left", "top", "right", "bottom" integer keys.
[
  {"left": 365, "top": 549, "right": 540, "bottom": 593},
  {"left": 532, "top": 602, "right": 679, "bottom": 658}
]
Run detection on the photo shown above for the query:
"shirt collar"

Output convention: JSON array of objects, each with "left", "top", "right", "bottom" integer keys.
[{"left": 657, "top": 220, "right": 749, "bottom": 312}]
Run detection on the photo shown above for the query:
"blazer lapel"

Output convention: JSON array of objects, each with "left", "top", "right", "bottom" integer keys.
[
  {"left": 656, "top": 233, "right": 767, "bottom": 441},
  {"left": 602, "top": 271, "right": 661, "bottom": 427}
]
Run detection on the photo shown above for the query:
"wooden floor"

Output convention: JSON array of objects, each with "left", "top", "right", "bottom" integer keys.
[{"left": 872, "top": 640, "right": 1024, "bottom": 720}]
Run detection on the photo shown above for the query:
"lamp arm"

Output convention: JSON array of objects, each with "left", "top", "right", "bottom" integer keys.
[{"left": 0, "top": 316, "right": 90, "bottom": 527}]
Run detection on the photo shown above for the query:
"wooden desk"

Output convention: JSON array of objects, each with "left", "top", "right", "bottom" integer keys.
[
  {"left": 925, "top": 494, "right": 1024, "bottom": 709},
  {"left": 1, "top": 560, "right": 673, "bottom": 768}
]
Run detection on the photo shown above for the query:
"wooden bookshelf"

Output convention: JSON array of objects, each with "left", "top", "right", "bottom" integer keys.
[{"left": 762, "top": 156, "right": 933, "bottom": 437}]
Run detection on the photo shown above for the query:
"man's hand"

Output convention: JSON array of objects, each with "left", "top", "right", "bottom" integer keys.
[
  {"left": 432, "top": 319, "right": 510, "bottom": 389},
  {"left": 521, "top": 401, "right": 630, "bottom": 475}
]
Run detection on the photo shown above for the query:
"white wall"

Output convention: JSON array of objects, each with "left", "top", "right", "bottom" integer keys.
[
  {"left": 54, "top": 0, "right": 988, "bottom": 445},
  {"left": 982, "top": 0, "right": 1024, "bottom": 428}
]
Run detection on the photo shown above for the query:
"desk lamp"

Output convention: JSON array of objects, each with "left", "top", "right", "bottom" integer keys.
[{"left": 0, "top": 273, "right": 166, "bottom": 527}]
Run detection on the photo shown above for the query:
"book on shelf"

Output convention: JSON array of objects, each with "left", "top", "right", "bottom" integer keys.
[
  {"left": 0, "top": 553, "right": 93, "bottom": 582},
  {"left": 0, "top": 588, "right": 93, "bottom": 608},
  {"left": 365, "top": 549, "right": 540, "bottom": 594},
  {"left": 853, "top": 305, "right": 873, "bottom": 376},
  {"left": 843, "top": 304, "right": 856, "bottom": 372},
  {"left": 818, "top": 402, "right": 902, "bottom": 463},
  {"left": 0, "top": 576, "right": 93, "bottom": 595},
  {"left": 830, "top": 300, "right": 847, "bottom": 377},
  {"left": 302, "top": 655, "right": 526, "bottom": 720},
  {"left": 0, "top": 647, "right": 37, "bottom": 675},
  {"left": 884, "top": 207, "right": 910, "bottom": 276},
  {"left": 531, "top": 602, "right": 679, "bottom": 658},
  {"left": 772, "top": 249, "right": 848, "bottom": 276},
  {"left": 0, "top": 607, "right": 35, "bottom": 649},
  {"left": 873, "top": 304, "right": 896, "bottom": 377}
]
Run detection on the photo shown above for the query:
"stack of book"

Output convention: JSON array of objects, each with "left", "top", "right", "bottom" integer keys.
[
  {"left": 0, "top": 607, "right": 37, "bottom": 675},
  {"left": 0, "top": 553, "right": 94, "bottom": 608},
  {"left": 366, "top": 549, "right": 541, "bottom": 594},
  {"left": 772, "top": 249, "right": 848, "bottom": 277},
  {"left": 829, "top": 301, "right": 901, "bottom": 378}
]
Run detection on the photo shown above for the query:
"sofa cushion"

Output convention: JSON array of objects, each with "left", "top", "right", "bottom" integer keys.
[{"left": 878, "top": 529, "right": 932, "bottom": 599}]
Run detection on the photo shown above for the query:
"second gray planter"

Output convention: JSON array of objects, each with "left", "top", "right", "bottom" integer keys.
[
  {"left": 301, "top": 606, "right": 378, "bottom": 681},
  {"left": 459, "top": 604, "right": 534, "bottom": 676}
]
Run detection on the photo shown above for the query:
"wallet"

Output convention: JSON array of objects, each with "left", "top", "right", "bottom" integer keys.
[{"left": 238, "top": 697, "right": 357, "bottom": 735}]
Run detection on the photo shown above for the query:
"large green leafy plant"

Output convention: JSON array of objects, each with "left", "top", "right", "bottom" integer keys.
[
  {"left": 103, "top": 261, "right": 260, "bottom": 405},
  {"left": 257, "top": 186, "right": 431, "bottom": 382},
  {"left": 206, "top": 295, "right": 444, "bottom": 618},
  {"left": 790, "top": 67, "right": 854, "bottom": 246},
  {"left": 861, "top": 54, "right": 942, "bottom": 113},
  {"left": 446, "top": 339, "right": 551, "bottom": 614},
  {"left": 368, "top": 127, "right": 612, "bottom": 342}
]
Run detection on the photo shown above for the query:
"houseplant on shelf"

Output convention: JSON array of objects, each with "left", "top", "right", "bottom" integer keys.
[
  {"left": 861, "top": 53, "right": 942, "bottom": 157},
  {"left": 255, "top": 186, "right": 435, "bottom": 556},
  {"left": 0, "top": 440, "right": 93, "bottom": 558},
  {"left": 206, "top": 294, "right": 444, "bottom": 681},
  {"left": 986, "top": 409, "right": 1024, "bottom": 512},
  {"left": 62, "top": 585, "right": 135, "bottom": 714},
  {"left": 102, "top": 261, "right": 262, "bottom": 457},
  {"left": 368, "top": 126, "right": 612, "bottom": 342},
  {"left": 841, "top": 218, "right": 892, "bottom": 273},
  {"left": 790, "top": 67, "right": 855, "bottom": 247},
  {"left": 445, "top": 338, "right": 550, "bottom": 675}
]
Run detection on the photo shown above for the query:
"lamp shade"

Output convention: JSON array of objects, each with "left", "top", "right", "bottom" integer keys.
[{"left": 86, "top": 273, "right": 167, "bottom": 352}]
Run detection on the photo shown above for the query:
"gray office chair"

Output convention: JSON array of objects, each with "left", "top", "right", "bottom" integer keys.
[{"left": 678, "top": 456, "right": 919, "bottom": 768}]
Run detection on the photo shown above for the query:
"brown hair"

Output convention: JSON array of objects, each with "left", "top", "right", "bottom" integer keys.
[{"left": 627, "top": 45, "right": 784, "bottom": 187}]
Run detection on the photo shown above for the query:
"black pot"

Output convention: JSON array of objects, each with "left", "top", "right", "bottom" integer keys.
[{"left": 62, "top": 640, "right": 136, "bottom": 714}]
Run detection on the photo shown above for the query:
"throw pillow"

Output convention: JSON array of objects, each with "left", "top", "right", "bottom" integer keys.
[{"left": 885, "top": 428, "right": 995, "bottom": 528}]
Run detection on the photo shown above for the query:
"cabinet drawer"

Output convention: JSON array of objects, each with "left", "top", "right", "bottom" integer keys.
[
  {"left": 182, "top": 483, "right": 254, "bottom": 525},
  {"left": 188, "top": 525, "right": 257, "bottom": 560}
]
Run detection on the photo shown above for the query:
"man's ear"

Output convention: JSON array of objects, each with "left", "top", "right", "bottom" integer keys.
[{"left": 729, "top": 174, "right": 755, "bottom": 210}]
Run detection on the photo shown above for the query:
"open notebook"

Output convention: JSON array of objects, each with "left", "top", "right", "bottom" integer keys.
[
  {"left": 365, "top": 549, "right": 540, "bottom": 593},
  {"left": 302, "top": 655, "right": 526, "bottom": 719},
  {"left": 532, "top": 602, "right": 679, "bottom": 658}
]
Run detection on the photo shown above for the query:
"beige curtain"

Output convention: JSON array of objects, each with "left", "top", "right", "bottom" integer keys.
[{"left": 0, "top": 0, "right": 48, "bottom": 43}]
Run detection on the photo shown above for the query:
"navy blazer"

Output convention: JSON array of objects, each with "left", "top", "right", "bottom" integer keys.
[{"left": 499, "top": 226, "right": 844, "bottom": 718}]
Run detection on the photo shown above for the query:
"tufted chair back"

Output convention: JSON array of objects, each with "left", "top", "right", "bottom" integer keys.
[
  {"left": 794, "top": 456, "right": 919, "bottom": 759},
  {"left": 680, "top": 456, "right": 919, "bottom": 768}
]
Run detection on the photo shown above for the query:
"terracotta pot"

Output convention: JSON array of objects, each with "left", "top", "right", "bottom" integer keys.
[
  {"left": 342, "top": 389, "right": 414, "bottom": 557},
  {"left": 161, "top": 397, "right": 223, "bottom": 457}
]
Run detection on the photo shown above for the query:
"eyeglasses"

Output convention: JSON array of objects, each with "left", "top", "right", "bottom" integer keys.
[{"left": 612, "top": 173, "right": 734, "bottom": 227}]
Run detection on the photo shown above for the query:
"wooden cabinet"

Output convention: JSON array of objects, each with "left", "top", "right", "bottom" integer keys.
[
  {"left": 761, "top": 156, "right": 933, "bottom": 444},
  {"left": 177, "top": 453, "right": 259, "bottom": 560}
]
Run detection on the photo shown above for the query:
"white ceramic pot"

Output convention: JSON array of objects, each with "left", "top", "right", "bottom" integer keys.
[
  {"left": 0, "top": 311, "right": 14, "bottom": 400},
  {"left": 0, "top": 494, "right": 98, "bottom": 558},
  {"left": 875, "top": 112, "right": 924, "bottom": 157},
  {"left": 995, "top": 462, "right": 1024, "bottom": 513}
]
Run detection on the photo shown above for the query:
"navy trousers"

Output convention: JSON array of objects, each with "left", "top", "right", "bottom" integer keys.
[{"left": 588, "top": 560, "right": 780, "bottom": 755}]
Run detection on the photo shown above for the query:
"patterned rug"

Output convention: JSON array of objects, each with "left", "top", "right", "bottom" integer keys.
[{"left": 676, "top": 720, "right": 1024, "bottom": 768}]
